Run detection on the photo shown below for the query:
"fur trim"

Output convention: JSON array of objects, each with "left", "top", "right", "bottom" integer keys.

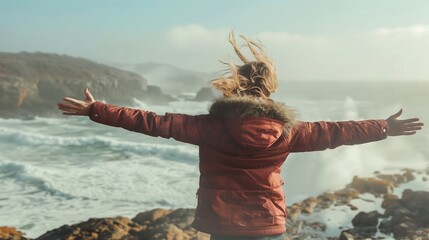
[{"left": 209, "top": 96, "right": 297, "bottom": 134}]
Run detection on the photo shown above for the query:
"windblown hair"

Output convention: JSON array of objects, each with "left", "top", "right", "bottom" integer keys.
[{"left": 212, "top": 32, "right": 278, "bottom": 99}]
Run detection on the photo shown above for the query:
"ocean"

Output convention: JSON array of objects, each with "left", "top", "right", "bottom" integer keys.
[{"left": 0, "top": 81, "right": 428, "bottom": 238}]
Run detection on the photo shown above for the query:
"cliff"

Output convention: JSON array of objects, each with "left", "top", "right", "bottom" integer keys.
[{"left": 0, "top": 52, "right": 152, "bottom": 119}]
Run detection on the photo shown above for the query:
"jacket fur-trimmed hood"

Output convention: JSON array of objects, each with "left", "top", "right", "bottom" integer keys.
[{"left": 209, "top": 96, "right": 297, "bottom": 136}]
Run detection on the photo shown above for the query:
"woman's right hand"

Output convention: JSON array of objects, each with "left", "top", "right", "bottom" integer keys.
[{"left": 57, "top": 88, "right": 96, "bottom": 116}]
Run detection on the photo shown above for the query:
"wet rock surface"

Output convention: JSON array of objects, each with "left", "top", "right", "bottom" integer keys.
[
  {"left": 379, "top": 189, "right": 429, "bottom": 239},
  {"left": 4, "top": 168, "right": 428, "bottom": 239}
]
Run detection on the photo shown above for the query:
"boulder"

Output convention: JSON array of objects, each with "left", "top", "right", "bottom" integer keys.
[
  {"left": 132, "top": 208, "right": 173, "bottom": 225},
  {"left": 193, "top": 87, "right": 216, "bottom": 102},
  {"left": 351, "top": 211, "right": 380, "bottom": 228},
  {"left": 287, "top": 205, "right": 301, "bottom": 221},
  {"left": 0, "top": 227, "right": 29, "bottom": 240},
  {"left": 142, "top": 85, "right": 177, "bottom": 105},
  {"left": 36, "top": 217, "right": 144, "bottom": 240},
  {"left": 316, "top": 192, "right": 336, "bottom": 209},
  {"left": 377, "top": 189, "right": 429, "bottom": 238},
  {"left": 401, "top": 189, "right": 429, "bottom": 214},
  {"left": 381, "top": 194, "right": 401, "bottom": 210},
  {"left": 134, "top": 208, "right": 198, "bottom": 240},
  {"left": 347, "top": 176, "right": 394, "bottom": 196},
  {"left": 333, "top": 188, "right": 360, "bottom": 205}
]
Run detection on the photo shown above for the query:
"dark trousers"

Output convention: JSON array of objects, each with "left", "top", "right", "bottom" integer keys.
[{"left": 210, "top": 234, "right": 285, "bottom": 240}]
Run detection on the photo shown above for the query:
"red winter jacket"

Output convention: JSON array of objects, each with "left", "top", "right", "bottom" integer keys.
[{"left": 89, "top": 97, "right": 389, "bottom": 237}]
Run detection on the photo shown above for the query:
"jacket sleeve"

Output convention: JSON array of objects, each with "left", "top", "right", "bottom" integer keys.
[
  {"left": 287, "top": 120, "right": 389, "bottom": 152},
  {"left": 88, "top": 101, "right": 202, "bottom": 145}
]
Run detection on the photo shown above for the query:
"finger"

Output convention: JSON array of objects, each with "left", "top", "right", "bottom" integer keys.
[
  {"left": 401, "top": 131, "right": 416, "bottom": 136},
  {"left": 84, "top": 88, "right": 95, "bottom": 102},
  {"left": 389, "top": 109, "right": 403, "bottom": 119},
  {"left": 403, "top": 122, "right": 424, "bottom": 128},
  {"left": 63, "top": 97, "right": 83, "bottom": 105},
  {"left": 57, "top": 103, "right": 82, "bottom": 111},
  {"left": 404, "top": 126, "right": 423, "bottom": 131},
  {"left": 63, "top": 112, "right": 84, "bottom": 116},
  {"left": 398, "top": 118, "right": 421, "bottom": 124}
]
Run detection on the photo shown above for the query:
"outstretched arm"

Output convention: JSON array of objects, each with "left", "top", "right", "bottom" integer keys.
[
  {"left": 57, "top": 89, "right": 203, "bottom": 145},
  {"left": 288, "top": 110, "right": 423, "bottom": 152}
]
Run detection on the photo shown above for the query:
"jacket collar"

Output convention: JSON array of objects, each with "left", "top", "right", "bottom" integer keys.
[{"left": 209, "top": 96, "right": 297, "bottom": 135}]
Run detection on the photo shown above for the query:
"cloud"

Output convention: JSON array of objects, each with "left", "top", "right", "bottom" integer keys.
[
  {"left": 374, "top": 24, "right": 429, "bottom": 37},
  {"left": 50, "top": 23, "right": 427, "bottom": 82},
  {"left": 257, "top": 31, "right": 328, "bottom": 46},
  {"left": 167, "top": 24, "right": 230, "bottom": 47},
  {"left": 163, "top": 25, "right": 331, "bottom": 76}
]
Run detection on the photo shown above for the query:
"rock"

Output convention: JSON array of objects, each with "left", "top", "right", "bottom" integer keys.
[
  {"left": 375, "top": 170, "right": 415, "bottom": 187},
  {"left": 36, "top": 217, "right": 144, "bottom": 240},
  {"left": 338, "top": 228, "right": 377, "bottom": 239},
  {"left": 132, "top": 208, "right": 173, "bottom": 225},
  {"left": 377, "top": 189, "right": 429, "bottom": 238},
  {"left": 346, "top": 203, "right": 358, "bottom": 211},
  {"left": 392, "top": 222, "right": 418, "bottom": 239},
  {"left": 378, "top": 219, "right": 392, "bottom": 234},
  {"left": 381, "top": 194, "right": 401, "bottom": 210},
  {"left": 400, "top": 189, "right": 429, "bottom": 228},
  {"left": 347, "top": 176, "right": 394, "bottom": 196},
  {"left": 351, "top": 211, "right": 380, "bottom": 228},
  {"left": 287, "top": 205, "right": 301, "bottom": 221},
  {"left": 301, "top": 197, "right": 318, "bottom": 214},
  {"left": 339, "top": 230, "right": 355, "bottom": 240},
  {"left": 301, "top": 206, "right": 314, "bottom": 214},
  {"left": 152, "top": 208, "right": 195, "bottom": 229},
  {"left": 376, "top": 174, "right": 405, "bottom": 187},
  {"left": 401, "top": 189, "right": 429, "bottom": 214},
  {"left": 142, "top": 85, "right": 177, "bottom": 105},
  {"left": 302, "top": 197, "right": 318, "bottom": 208},
  {"left": 131, "top": 62, "right": 215, "bottom": 95},
  {"left": 333, "top": 188, "right": 360, "bottom": 205},
  {"left": 135, "top": 208, "right": 197, "bottom": 240},
  {"left": 193, "top": 87, "right": 216, "bottom": 101},
  {"left": 316, "top": 192, "right": 336, "bottom": 209},
  {"left": 420, "top": 214, "right": 429, "bottom": 228},
  {"left": 387, "top": 206, "right": 415, "bottom": 225},
  {"left": 0, "top": 227, "right": 29, "bottom": 240},
  {"left": 141, "top": 223, "right": 186, "bottom": 240},
  {"left": 401, "top": 169, "right": 416, "bottom": 182}
]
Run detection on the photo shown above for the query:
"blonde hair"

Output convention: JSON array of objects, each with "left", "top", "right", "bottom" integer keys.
[{"left": 212, "top": 32, "right": 278, "bottom": 99}]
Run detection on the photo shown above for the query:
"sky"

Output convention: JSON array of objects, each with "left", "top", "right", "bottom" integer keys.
[{"left": 1, "top": 0, "right": 429, "bottom": 81}]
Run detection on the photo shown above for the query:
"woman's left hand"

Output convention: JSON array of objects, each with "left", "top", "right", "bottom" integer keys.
[
  {"left": 57, "top": 88, "right": 96, "bottom": 116},
  {"left": 386, "top": 109, "right": 424, "bottom": 136}
]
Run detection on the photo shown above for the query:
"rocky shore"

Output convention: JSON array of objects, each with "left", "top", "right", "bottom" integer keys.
[
  {"left": 0, "top": 52, "right": 187, "bottom": 119},
  {"left": 1, "top": 168, "right": 428, "bottom": 240}
]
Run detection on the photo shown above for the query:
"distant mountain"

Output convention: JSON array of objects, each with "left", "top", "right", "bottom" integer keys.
[
  {"left": 112, "top": 62, "right": 219, "bottom": 95},
  {"left": 0, "top": 52, "right": 173, "bottom": 119}
]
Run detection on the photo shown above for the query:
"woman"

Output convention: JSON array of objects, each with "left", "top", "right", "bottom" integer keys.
[{"left": 58, "top": 33, "right": 423, "bottom": 240}]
